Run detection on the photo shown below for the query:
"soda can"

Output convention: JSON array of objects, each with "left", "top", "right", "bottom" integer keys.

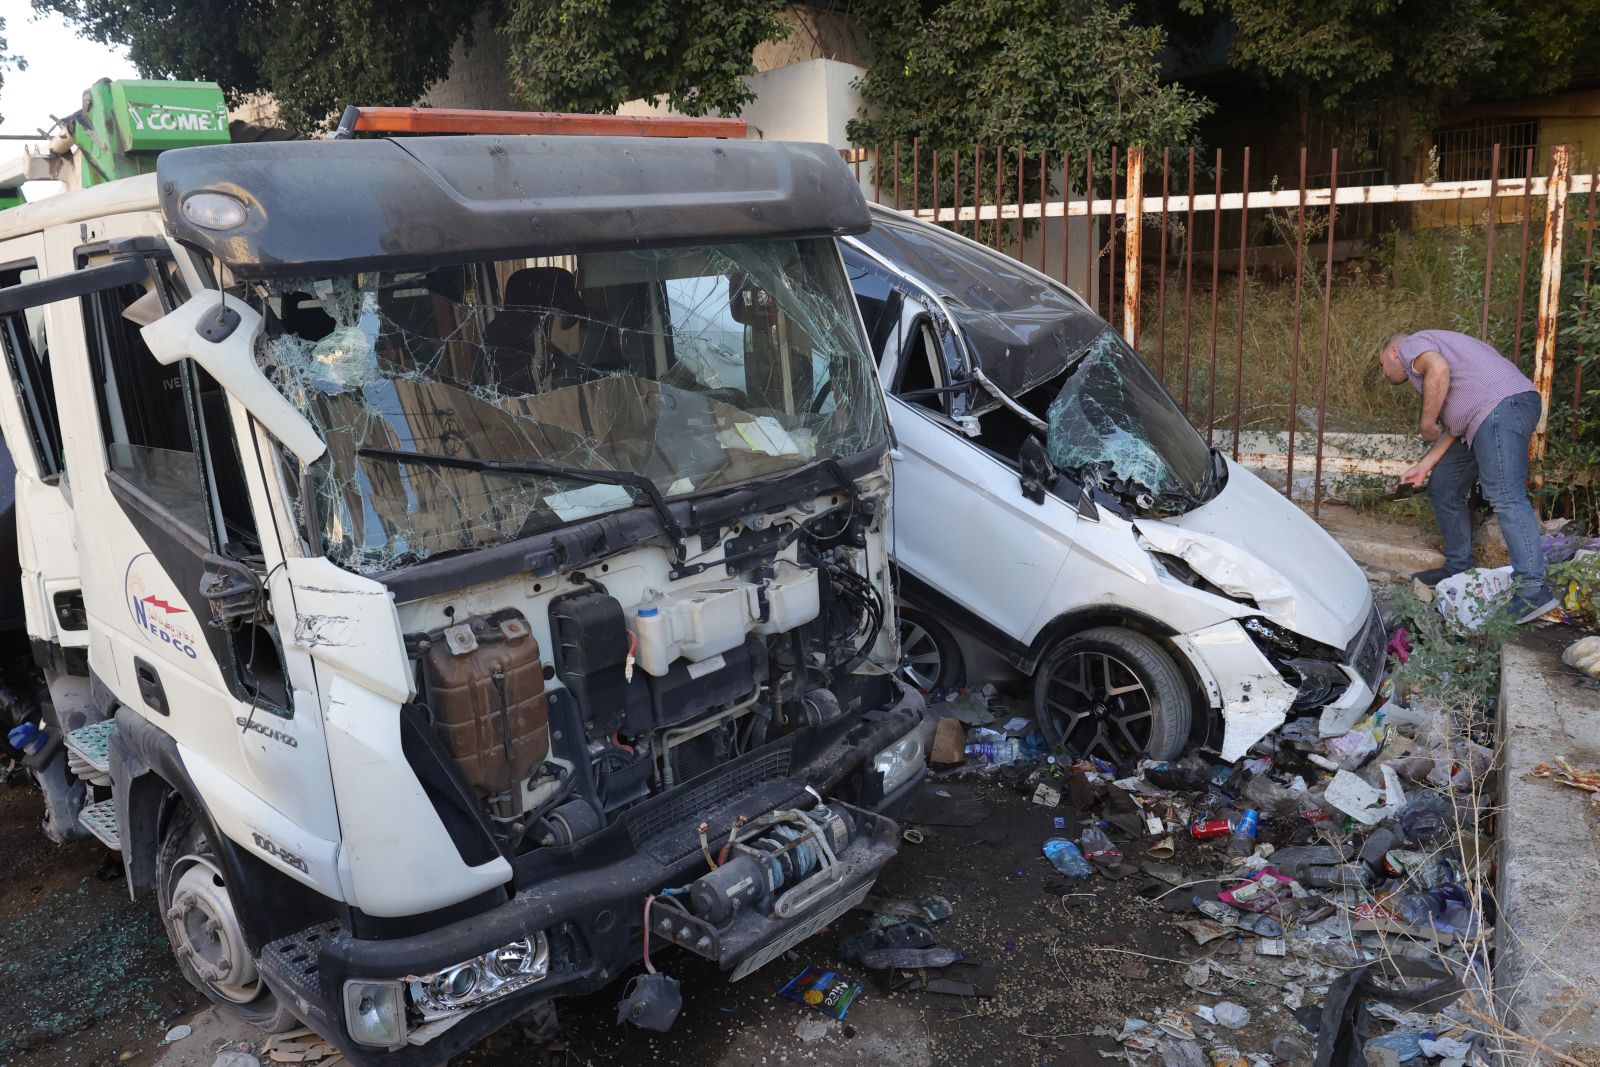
[{"left": 1190, "top": 818, "right": 1234, "bottom": 840}]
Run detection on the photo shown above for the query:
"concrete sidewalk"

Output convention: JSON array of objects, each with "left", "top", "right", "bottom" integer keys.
[{"left": 1495, "top": 636, "right": 1600, "bottom": 1061}]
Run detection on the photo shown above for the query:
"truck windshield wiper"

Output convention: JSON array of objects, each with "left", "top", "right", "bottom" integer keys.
[{"left": 355, "top": 446, "right": 686, "bottom": 564}]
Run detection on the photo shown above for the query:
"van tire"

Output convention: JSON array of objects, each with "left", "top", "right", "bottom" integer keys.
[
  {"left": 156, "top": 805, "right": 299, "bottom": 1034},
  {"left": 1033, "top": 627, "right": 1191, "bottom": 764}
]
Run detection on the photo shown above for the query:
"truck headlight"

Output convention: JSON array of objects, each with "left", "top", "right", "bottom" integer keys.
[
  {"left": 342, "top": 979, "right": 407, "bottom": 1049},
  {"left": 407, "top": 933, "right": 550, "bottom": 1021},
  {"left": 873, "top": 728, "right": 925, "bottom": 795}
]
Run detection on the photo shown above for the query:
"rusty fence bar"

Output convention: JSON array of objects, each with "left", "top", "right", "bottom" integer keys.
[
  {"left": 1206, "top": 149, "right": 1223, "bottom": 444},
  {"left": 1529, "top": 144, "right": 1571, "bottom": 488},
  {"left": 1481, "top": 143, "right": 1500, "bottom": 341},
  {"left": 1123, "top": 147, "right": 1144, "bottom": 347},
  {"left": 1231, "top": 147, "right": 1250, "bottom": 462},
  {"left": 860, "top": 142, "right": 1596, "bottom": 497},
  {"left": 1183, "top": 148, "right": 1196, "bottom": 414},
  {"left": 1313, "top": 149, "right": 1339, "bottom": 518},
  {"left": 1157, "top": 147, "right": 1171, "bottom": 380},
  {"left": 1285, "top": 147, "right": 1308, "bottom": 497}
]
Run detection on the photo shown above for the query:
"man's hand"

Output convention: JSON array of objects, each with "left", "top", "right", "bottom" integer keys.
[
  {"left": 1420, "top": 420, "right": 1442, "bottom": 442},
  {"left": 1401, "top": 463, "right": 1432, "bottom": 487}
]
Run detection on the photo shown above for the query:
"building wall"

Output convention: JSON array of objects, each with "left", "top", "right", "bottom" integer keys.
[{"left": 616, "top": 58, "right": 864, "bottom": 147}]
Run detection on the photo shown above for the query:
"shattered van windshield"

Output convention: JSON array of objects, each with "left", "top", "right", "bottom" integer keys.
[
  {"left": 1045, "top": 329, "right": 1213, "bottom": 512},
  {"left": 251, "top": 240, "right": 885, "bottom": 573}
]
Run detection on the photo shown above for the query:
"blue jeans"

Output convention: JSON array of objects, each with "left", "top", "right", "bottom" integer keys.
[{"left": 1428, "top": 390, "right": 1549, "bottom": 596}]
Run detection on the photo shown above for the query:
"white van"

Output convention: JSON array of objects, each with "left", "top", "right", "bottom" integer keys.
[{"left": 843, "top": 206, "right": 1384, "bottom": 764}]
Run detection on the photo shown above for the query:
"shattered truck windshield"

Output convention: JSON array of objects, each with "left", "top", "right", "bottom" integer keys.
[
  {"left": 252, "top": 239, "right": 885, "bottom": 573},
  {"left": 1045, "top": 328, "right": 1214, "bottom": 512}
]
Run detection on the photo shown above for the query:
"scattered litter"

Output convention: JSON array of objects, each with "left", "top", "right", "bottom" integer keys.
[
  {"left": 1530, "top": 758, "right": 1600, "bottom": 794},
  {"left": 210, "top": 1053, "right": 263, "bottom": 1067},
  {"left": 1255, "top": 938, "right": 1286, "bottom": 957},
  {"left": 1001, "top": 716, "right": 1032, "bottom": 732},
  {"left": 1044, "top": 837, "right": 1093, "bottom": 878},
  {"left": 163, "top": 1024, "right": 192, "bottom": 1044},
  {"left": 264, "top": 1029, "right": 345, "bottom": 1063},
  {"left": 1324, "top": 769, "right": 1391, "bottom": 825},
  {"left": 1032, "top": 783, "right": 1062, "bottom": 807},
  {"left": 1564, "top": 636, "right": 1600, "bottom": 677},
  {"left": 1177, "top": 919, "right": 1233, "bottom": 944},
  {"left": 1211, "top": 1001, "right": 1251, "bottom": 1030},
  {"left": 901, "top": 827, "right": 925, "bottom": 844},
  {"left": 859, "top": 894, "right": 952, "bottom": 927},
  {"left": 778, "top": 968, "right": 861, "bottom": 1020},
  {"left": 835, "top": 921, "right": 961, "bottom": 970}
]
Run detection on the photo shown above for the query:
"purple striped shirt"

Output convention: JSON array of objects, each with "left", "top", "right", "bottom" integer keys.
[{"left": 1398, "top": 329, "right": 1535, "bottom": 446}]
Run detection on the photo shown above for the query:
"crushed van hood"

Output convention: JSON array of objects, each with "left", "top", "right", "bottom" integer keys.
[{"left": 1142, "top": 458, "right": 1371, "bottom": 649}]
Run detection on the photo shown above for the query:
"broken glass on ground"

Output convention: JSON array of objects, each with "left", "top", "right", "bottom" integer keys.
[
  {"left": 248, "top": 240, "right": 886, "bottom": 574},
  {"left": 1044, "top": 329, "right": 1214, "bottom": 514}
]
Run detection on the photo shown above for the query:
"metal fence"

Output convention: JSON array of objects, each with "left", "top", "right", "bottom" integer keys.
[{"left": 850, "top": 142, "right": 1598, "bottom": 518}]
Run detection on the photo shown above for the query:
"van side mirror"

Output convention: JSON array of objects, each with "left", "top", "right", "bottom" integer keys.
[
  {"left": 141, "top": 292, "right": 326, "bottom": 464},
  {"left": 1018, "top": 435, "right": 1057, "bottom": 505}
]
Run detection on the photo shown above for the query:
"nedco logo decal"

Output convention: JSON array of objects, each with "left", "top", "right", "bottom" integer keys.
[
  {"left": 236, "top": 717, "right": 298, "bottom": 748},
  {"left": 124, "top": 553, "right": 199, "bottom": 659}
]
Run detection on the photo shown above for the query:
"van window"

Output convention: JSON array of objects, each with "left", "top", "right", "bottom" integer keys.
[
  {"left": 82, "top": 271, "right": 206, "bottom": 529},
  {"left": 0, "top": 265, "right": 64, "bottom": 478}
]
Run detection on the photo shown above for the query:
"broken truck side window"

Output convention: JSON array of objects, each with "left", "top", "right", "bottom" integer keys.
[
  {"left": 841, "top": 249, "right": 902, "bottom": 365},
  {"left": 0, "top": 265, "right": 65, "bottom": 479},
  {"left": 81, "top": 267, "right": 206, "bottom": 530}
]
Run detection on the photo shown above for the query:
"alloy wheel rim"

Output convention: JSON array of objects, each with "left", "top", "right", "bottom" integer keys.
[
  {"left": 1042, "top": 650, "right": 1154, "bottom": 762},
  {"left": 898, "top": 619, "right": 943, "bottom": 691}
]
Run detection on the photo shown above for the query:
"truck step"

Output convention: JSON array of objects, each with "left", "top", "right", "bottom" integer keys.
[
  {"left": 65, "top": 720, "right": 117, "bottom": 785},
  {"left": 78, "top": 798, "right": 120, "bottom": 850}
]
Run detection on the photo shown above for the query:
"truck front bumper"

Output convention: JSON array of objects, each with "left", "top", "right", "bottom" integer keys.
[{"left": 257, "top": 691, "right": 925, "bottom": 1067}]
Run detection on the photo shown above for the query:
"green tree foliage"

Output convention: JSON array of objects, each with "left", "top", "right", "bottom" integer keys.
[
  {"left": 35, "top": 0, "right": 787, "bottom": 133},
  {"left": 1191, "top": 0, "right": 1503, "bottom": 126},
  {"left": 504, "top": 0, "right": 787, "bottom": 117},
  {"left": 0, "top": 17, "right": 26, "bottom": 126},
  {"left": 850, "top": 0, "right": 1210, "bottom": 158}
]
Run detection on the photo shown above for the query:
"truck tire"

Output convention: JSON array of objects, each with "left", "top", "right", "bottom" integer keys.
[
  {"left": 1033, "top": 627, "right": 1191, "bottom": 765},
  {"left": 156, "top": 804, "right": 299, "bottom": 1033}
]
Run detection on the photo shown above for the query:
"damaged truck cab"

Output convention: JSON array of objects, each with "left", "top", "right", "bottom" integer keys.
[{"left": 0, "top": 131, "right": 924, "bottom": 1063}]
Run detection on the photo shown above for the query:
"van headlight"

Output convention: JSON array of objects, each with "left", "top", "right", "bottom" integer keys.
[
  {"left": 406, "top": 933, "right": 550, "bottom": 1021},
  {"left": 873, "top": 728, "right": 926, "bottom": 794}
]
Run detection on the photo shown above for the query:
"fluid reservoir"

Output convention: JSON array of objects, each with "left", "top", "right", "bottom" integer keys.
[{"left": 632, "top": 568, "right": 819, "bottom": 678}]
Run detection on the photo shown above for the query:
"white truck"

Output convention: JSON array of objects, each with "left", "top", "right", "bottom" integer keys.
[{"left": 0, "top": 98, "right": 926, "bottom": 1064}]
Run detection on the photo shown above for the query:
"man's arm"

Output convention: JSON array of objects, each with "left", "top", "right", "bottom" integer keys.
[
  {"left": 1413, "top": 350, "right": 1450, "bottom": 441},
  {"left": 1401, "top": 432, "right": 1457, "bottom": 486}
]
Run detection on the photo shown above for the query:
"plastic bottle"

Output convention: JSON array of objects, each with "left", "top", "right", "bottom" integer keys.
[
  {"left": 6, "top": 721, "right": 46, "bottom": 756},
  {"left": 1391, "top": 885, "right": 1468, "bottom": 928},
  {"left": 1397, "top": 793, "right": 1452, "bottom": 842},
  {"left": 965, "top": 739, "right": 1021, "bottom": 766},
  {"left": 1359, "top": 827, "right": 1401, "bottom": 872},
  {"left": 1043, "top": 838, "right": 1093, "bottom": 879},
  {"left": 1302, "top": 864, "right": 1375, "bottom": 889},
  {"left": 1227, "top": 810, "right": 1261, "bottom": 858}
]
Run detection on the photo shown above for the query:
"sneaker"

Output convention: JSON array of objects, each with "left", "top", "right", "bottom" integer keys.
[
  {"left": 1507, "top": 591, "right": 1560, "bottom": 624},
  {"left": 1411, "top": 567, "right": 1459, "bottom": 588}
]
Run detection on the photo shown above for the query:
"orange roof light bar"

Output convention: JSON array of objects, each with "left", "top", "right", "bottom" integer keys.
[{"left": 336, "top": 106, "right": 748, "bottom": 140}]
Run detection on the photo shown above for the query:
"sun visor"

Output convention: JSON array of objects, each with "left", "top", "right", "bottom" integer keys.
[{"left": 157, "top": 136, "right": 870, "bottom": 279}]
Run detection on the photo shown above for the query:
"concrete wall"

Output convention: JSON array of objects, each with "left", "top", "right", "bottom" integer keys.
[{"left": 616, "top": 58, "right": 863, "bottom": 147}]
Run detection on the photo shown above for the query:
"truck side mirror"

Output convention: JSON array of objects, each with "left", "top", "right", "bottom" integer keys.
[
  {"left": 141, "top": 291, "right": 326, "bottom": 464},
  {"left": 199, "top": 553, "right": 268, "bottom": 628},
  {"left": 0, "top": 257, "right": 150, "bottom": 314},
  {"left": 1018, "top": 435, "right": 1056, "bottom": 505}
]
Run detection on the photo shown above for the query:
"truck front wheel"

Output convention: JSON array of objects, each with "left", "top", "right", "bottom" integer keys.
[{"left": 156, "top": 804, "right": 298, "bottom": 1032}]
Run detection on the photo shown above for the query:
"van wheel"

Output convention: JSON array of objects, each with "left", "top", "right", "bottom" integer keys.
[
  {"left": 1033, "top": 627, "right": 1190, "bottom": 764},
  {"left": 897, "top": 607, "right": 964, "bottom": 692},
  {"left": 156, "top": 805, "right": 299, "bottom": 1033}
]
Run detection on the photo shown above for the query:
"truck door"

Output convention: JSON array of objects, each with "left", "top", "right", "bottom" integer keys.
[
  {"left": 0, "top": 233, "right": 85, "bottom": 674},
  {"left": 32, "top": 217, "right": 342, "bottom": 897}
]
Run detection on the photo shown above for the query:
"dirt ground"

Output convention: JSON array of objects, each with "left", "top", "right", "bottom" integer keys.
[{"left": 0, "top": 754, "right": 1315, "bottom": 1067}]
